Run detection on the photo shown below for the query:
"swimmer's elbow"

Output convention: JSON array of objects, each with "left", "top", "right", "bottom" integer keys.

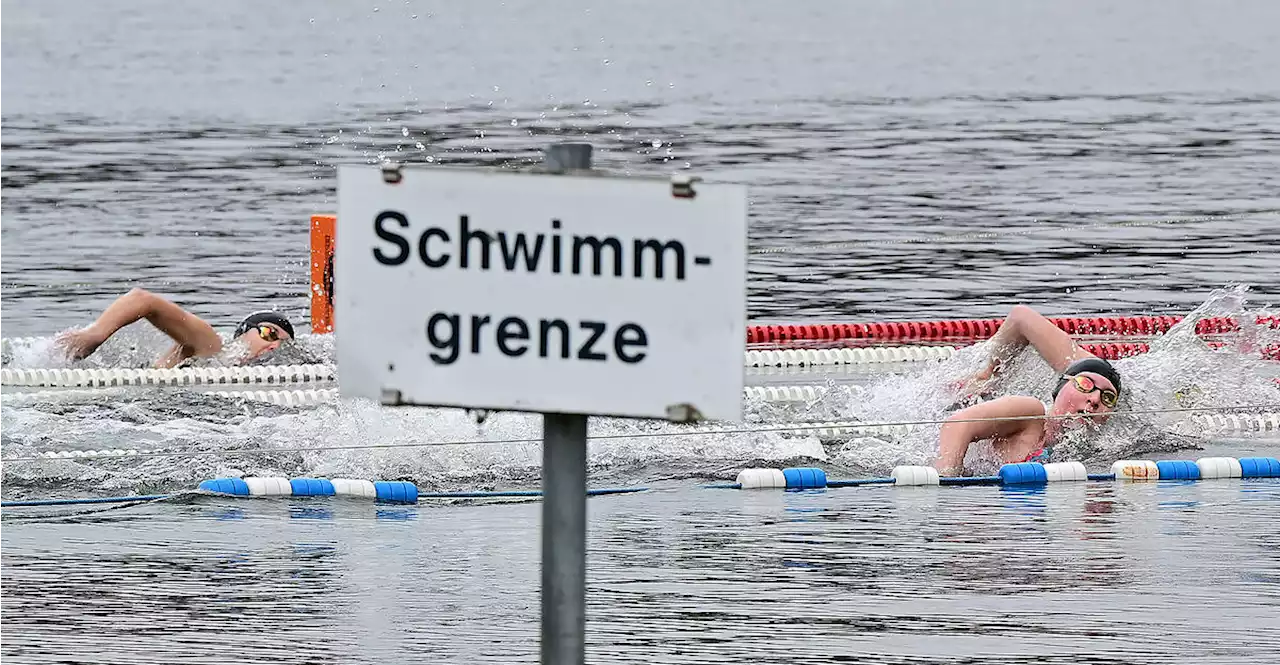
[
  {"left": 125, "top": 287, "right": 160, "bottom": 311},
  {"left": 1007, "top": 304, "right": 1040, "bottom": 326}
]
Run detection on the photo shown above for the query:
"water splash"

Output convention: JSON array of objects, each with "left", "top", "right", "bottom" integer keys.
[
  {"left": 3, "top": 328, "right": 334, "bottom": 370},
  {"left": 810, "top": 285, "right": 1280, "bottom": 473},
  {"left": 5, "top": 287, "right": 1277, "bottom": 496},
  {"left": 2, "top": 389, "right": 824, "bottom": 496}
]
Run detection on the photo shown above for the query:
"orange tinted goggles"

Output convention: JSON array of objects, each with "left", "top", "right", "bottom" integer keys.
[
  {"left": 256, "top": 324, "right": 283, "bottom": 342},
  {"left": 1063, "top": 374, "right": 1119, "bottom": 407}
]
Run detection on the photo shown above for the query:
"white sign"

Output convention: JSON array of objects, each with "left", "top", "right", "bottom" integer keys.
[{"left": 334, "top": 165, "right": 747, "bottom": 422}]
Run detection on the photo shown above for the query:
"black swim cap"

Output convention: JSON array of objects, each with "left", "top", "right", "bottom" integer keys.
[
  {"left": 234, "top": 311, "right": 296, "bottom": 340},
  {"left": 1052, "top": 357, "right": 1122, "bottom": 399}
]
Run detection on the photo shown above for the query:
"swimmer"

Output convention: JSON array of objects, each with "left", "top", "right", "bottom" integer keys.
[
  {"left": 55, "top": 288, "right": 294, "bottom": 368},
  {"left": 934, "top": 304, "right": 1122, "bottom": 476}
]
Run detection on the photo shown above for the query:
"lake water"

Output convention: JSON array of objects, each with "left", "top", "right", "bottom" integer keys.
[{"left": 3, "top": 0, "right": 1280, "bottom": 663}]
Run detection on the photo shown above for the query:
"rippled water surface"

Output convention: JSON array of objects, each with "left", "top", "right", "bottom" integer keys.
[
  {"left": 4, "top": 0, "right": 1280, "bottom": 663},
  {"left": 5, "top": 478, "right": 1280, "bottom": 664}
]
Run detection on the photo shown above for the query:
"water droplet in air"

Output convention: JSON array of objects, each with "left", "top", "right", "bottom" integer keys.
[
  {"left": 373, "top": 7, "right": 379, "bottom": 12},
  {"left": 602, "top": 59, "right": 611, "bottom": 65},
  {"left": 310, "top": 18, "right": 315, "bottom": 24},
  {"left": 411, "top": 14, "right": 418, "bottom": 19},
  {"left": 645, "top": 80, "right": 653, "bottom": 86},
  {"left": 510, "top": 118, "right": 518, "bottom": 127},
  {"left": 401, "top": 127, "right": 409, "bottom": 137}
]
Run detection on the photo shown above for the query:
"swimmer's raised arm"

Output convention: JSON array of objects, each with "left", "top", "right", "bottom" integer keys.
[
  {"left": 57, "top": 288, "right": 223, "bottom": 367},
  {"left": 974, "top": 304, "right": 1096, "bottom": 381},
  {"left": 935, "top": 395, "right": 1045, "bottom": 475}
]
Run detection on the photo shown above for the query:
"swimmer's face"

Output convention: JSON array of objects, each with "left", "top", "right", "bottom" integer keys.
[
  {"left": 1052, "top": 371, "right": 1119, "bottom": 427},
  {"left": 240, "top": 323, "right": 290, "bottom": 359}
]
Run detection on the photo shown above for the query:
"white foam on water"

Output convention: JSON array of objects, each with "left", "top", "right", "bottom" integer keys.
[
  {"left": 4, "top": 285, "right": 1276, "bottom": 491},
  {"left": 807, "top": 285, "right": 1280, "bottom": 474}
]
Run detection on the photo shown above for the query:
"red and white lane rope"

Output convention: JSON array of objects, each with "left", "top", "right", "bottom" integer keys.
[{"left": 746, "top": 314, "right": 1280, "bottom": 345}]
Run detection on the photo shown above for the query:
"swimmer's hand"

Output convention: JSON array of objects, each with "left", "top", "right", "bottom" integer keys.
[
  {"left": 948, "top": 369, "right": 998, "bottom": 408},
  {"left": 55, "top": 326, "right": 108, "bottom": 360}
]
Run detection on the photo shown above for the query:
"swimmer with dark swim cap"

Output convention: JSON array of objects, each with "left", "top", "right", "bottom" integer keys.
[
  {"left": 56, "top": 288, "right": 295, "bottom": 368},
  {"left": 933, "top": 305, "right": 1123, "bottom": 476}
]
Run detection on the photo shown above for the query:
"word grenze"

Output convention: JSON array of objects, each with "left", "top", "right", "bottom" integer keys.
[{"left": 373, "top": 211, "right": 712, "bottom": 366}]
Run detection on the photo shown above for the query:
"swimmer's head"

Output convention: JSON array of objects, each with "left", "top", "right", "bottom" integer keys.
[
  {"left": 1049, "top": 357, "right": 1122, "bottom": 426},
  {"left": 233, "top": 311, "right": 295, "bottom": 360}
]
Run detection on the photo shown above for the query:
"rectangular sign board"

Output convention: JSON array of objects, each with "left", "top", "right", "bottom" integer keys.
[{"left": 334, "top": 165, "right": 747, "bottom": 422}]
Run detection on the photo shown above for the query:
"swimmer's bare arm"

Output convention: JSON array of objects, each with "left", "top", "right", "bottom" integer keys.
[
  {"left": 973, "top": 304, "right": 1096, "bottom": 381},
  {"left": 935, "top": 395, "right": 1045, "bottom": 475},
  {"left": 58, "top": 288, "right": 223, "bottom": 367}
]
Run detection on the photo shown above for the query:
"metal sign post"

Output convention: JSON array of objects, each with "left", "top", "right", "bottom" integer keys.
[
  {"left": 541, "top": 411, "right": 589, "bottom": 665},
  {"left": 539, "top": 143, "right": 592, "bottom": 665}
]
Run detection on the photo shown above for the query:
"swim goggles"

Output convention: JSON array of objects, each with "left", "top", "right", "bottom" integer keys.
[
  {"left": 1062, "top": 374, "right": 1119, "bottom": 408},
  {"left": 256, "top": 324, "right": 284, "bottom": 342}
]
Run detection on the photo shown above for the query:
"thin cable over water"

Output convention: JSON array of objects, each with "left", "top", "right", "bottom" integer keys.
[{"left": 3, "top": 402, "right": 1275, "bottom": 464}]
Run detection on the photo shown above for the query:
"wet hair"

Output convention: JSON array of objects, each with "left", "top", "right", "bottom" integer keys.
[
  {"left": 233, "top": 311, "right": 296, "bottom": 340},
  {"left": 1052, "top": 357, "right": 1122, "bottom": 399}
]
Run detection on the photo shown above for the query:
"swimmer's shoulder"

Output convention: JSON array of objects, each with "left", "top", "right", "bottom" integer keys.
[{"left": 979, "top": 394, "right": 1047, "bottom": 418}]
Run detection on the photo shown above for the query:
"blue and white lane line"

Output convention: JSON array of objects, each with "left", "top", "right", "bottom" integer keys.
[
  {"left": 0, "top": 478, "right": 650, "bottom": 508},
  {"left": 718, "top": 456, "right": 1280, "bottom": 490},
  {"left": 3, "top": 457, "right": 1277, "bottom": 508},
  {"left": 193, "top": 478, "right": 649, "bottom": 502}
]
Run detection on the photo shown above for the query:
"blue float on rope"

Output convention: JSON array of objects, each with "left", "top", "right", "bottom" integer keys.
[
  {"left": 290, "top": 478, "right": 336, "bottom": 497},
  {"left": 998, "top": 462, "right": 1048, "bottom": 485},
  {"left": 1239, "top": 457, "right": 1280, "bottom": 478},
  {"left": 1156, "top": 460, "right": 1200, "bottom": 480},
  {"left": 783, "top": 467, "right": 828, "bottom": 489},
  {"left": 198, "top": 478, "right": 250, "bottom": 496},
  {"left": 374, "top": 481, "right": 418, "bottom": 504}
]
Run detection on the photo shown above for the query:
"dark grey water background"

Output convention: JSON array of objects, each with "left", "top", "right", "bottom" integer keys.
[{"left": 4, "top": 0, "right": 1280, "bottom": 663}]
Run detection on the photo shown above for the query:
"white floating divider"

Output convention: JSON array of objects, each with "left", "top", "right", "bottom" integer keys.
[
  {"left": 1192, "top": 412, "right": 1280, "bottom": 434},
  {"left": 743, "top": 345, "right": 957, "bottom": 368},
  {"left": 1196, "top": 457, "right": 1243, "bottom": 479},
  {"left": 1, "top": 387, "right": 341, "bottom": 408},
  {"left": 332, "top": 478, "right": 377, "bottom": 498},
  {"left": 736, "top": 468, "right": 787, "bottom": 489},
  {"left": 2, "top": 343, "right": 953, "bottom": 389},
  {"left": 245, "top": 477, "right": 292, "bottom": 496},
  {"left": 891, "top": 465, "right": 940, "bottom": 486},
  {"left": 206, "top": 389, "right": 340, "bottom": 407},
  {"left": 0, "top": 364, "right": 337, "bottom": 388},
  {"left": 742, "top": 385, "right": 826, "bottom": 403},
  {"left": 1043, "top": 461, "right": 1088, "bottom": 482}
]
